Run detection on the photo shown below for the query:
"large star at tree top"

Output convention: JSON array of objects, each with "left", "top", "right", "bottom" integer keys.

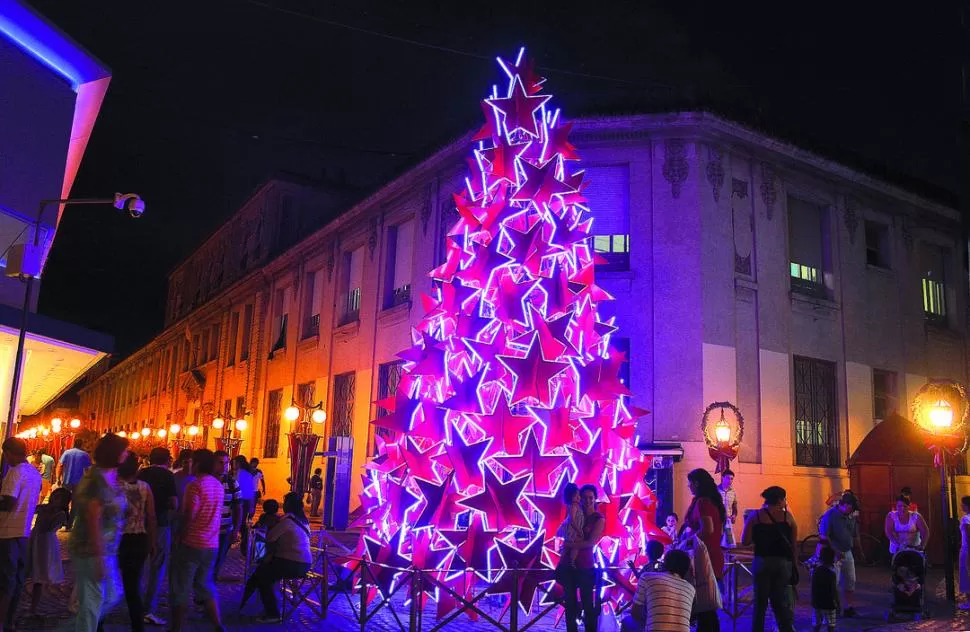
[
  {"left": 498, "top": 332, "right": 569, "bottom": 406},
  {"left": 486, "top": 75, "right": 550, "bottom": 138},
  {"left": 457, "top": 464, "right": 534, "bottom": 531}
]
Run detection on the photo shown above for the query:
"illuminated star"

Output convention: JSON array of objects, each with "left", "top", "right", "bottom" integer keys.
[
  {"left": 457, "top": 465, "right": 534, "bottom": 531},
  {"left": 397, "top": 332, "right": 447, "bottom": 377},
  {"left": 440, "top": 512, "right": 501, "bottom": 580},
  {"left": 363, "top": 528, "right": 412, "bottom": 597},
  {"left": 480, "top": 137, "right": 531, "bottom": 187},
  {"left": 486, "top": 76, "right": 550, "bottom": 138},
  {"left": 485, "top": 533, "right": 553, "bottom": 615},
  {"left": 431, "top": 422, "right": 492, "bottom": 491},
  {"left": 402, "top": 436, "right": 443, "bottom": 483},
  {"left": 495, "top": 427, "right": 568, "bottom": 491},
  {"left": 476, "top": 397, "right": 537, "bottom": 456},
  {"left": 412, "top": 472, "right": 465, "bottom": 530},
  {"left": 525, "top": 472, "right": 571, "bottom": 529},
  {"left": 498, "top": 332, "right": 569, "bottom": 406},
  {"left": 442, "top": 366, "right": 491, "bottom": 415},
  {"left": 512, "top": 157, "right": 575, "bottom": 209},
  {"left": 545, "top": 120, "right": 579, "bottom": 161}
]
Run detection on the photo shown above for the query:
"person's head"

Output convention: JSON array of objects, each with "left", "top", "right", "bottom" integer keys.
[
  {"left": 118, "top": 451, "right": 140, "bottom": 480},
  {"left": 149, "top": 447, "right": 171, "bottom": 467},
  {"left": 895, "top": 495, "right": 912, "bottom": 514},
  {"left": 262, "top": 499, "right": 280, "bottom": 516},
  {"left": 665, "top": 513, "right": 678, "bottom": 529},
  {"left": 250, "top": 457, "right": 259, "bottom": 469},
  {"left": 819, "top": 546, "right": 836, "bottom": 567},
  {"left": 687, "top": 468, "right": 727, "bottom": 523},
  {"left": 193, "top": 448, "right": 215, "bottom": 477},
  {"left": 720, "top": 469, "right": 735, "bottom": 488},
  {"left": 282, "top": 492, "right": 308, "bottom": 523},
  {"left": 761, "top": 486, "right": 787, "bottom": 509},
  {"left": 36, "top": 447, "right": 46, "bottom": 457},
  {"left": 48, "top": 487, "right": 71, "bottom": 511},
  {"left": 663, "top": 549, "right": 691, "bottom": 579},
  {"left": 93, "top": 433, "right": 129, "bottom": 469},
  {"left": 314, "top": 467, "right": 322, "bottom": 475},
  {"left": 179, "top": 449, "right": 194, "bottom": 470},
  {"left": 900, "top": 486, "right": 913, "bottom": 497},
  {"left": 646, "top": 539, "right": 665, "bottom": 563},
  {"left": 838, "top": 491, "right": 859, "bottom": 515},
  {"left": 562, "top": 482, "right": 579, "bottom": 506},
  {"left": 962, "top": 496, "right": 970, "bottom": 515},
  {"left": 579, "top": 484, "right": 598, "bottom": 513},
  {"left": 213, "top": 450, "right": 230, "bottom": 478},
  {"left": 2, "top": 437, "right": 28, "bottom": 465},
  {"left": 73, "top": 438, "right": 84, "bottom": 451},
  {"left": 232, "top": 455, "right": 248, "bottom": 473}
]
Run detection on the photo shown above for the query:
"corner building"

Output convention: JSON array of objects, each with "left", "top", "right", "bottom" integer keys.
[{"left": 78, "top": 113, "right": 967, "bottom": 526}]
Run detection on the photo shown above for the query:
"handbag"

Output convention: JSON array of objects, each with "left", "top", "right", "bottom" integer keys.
[{"left": 765, "top": 509, "right": 799, "bottom": 585}]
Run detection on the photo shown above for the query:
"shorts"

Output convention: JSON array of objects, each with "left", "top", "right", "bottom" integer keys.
[
  {"left": 169, "top": 544, "right": 216, "bottom": 606},
  {"left": 0, "top": 538, "right": 26, "bottom": 592},
  {"left": 836, "top": 550, "right": 856, "bottom": 591},
  {"left": 813, "top": 608, "right": 837, "bottom": 627}
]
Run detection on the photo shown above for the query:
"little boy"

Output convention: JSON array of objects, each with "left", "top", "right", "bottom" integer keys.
[
  {"left": 812, "top": 546, "right": 840, "bottom": 632},
  {"left": 254, "top": 499, "right": 281, "bottom": 530},
  {"left": 556, "top": 483, "right": 584, "bottom": 567}
]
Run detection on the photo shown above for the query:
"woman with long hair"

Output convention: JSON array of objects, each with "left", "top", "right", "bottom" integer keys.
[
  {"left": 241, "top": 492, "right": 312, "bottom": 622},
  {"left": 682, "top": 468, "right": 727, "bottom": 580},
  {"left": 741, "top": 486, "right": 797, "bottom": 632},
  {"left": 118, "top": 452, "right": 156, "bottom": 632}
]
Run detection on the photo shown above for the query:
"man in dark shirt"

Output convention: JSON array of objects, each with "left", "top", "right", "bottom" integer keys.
[
  {"left": 309, "top": 468, "right": 323, "bottom": 517},
  {"left": 137, "top": 447, "right": 178, "bottom": 626}
]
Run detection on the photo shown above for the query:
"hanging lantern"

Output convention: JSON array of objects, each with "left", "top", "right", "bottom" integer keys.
[
  {"left": 701, "top": 401, "right": 744, "bottom": 473},
  {"left": 911, "top": 380, "right": 968, "bottom": 467}
]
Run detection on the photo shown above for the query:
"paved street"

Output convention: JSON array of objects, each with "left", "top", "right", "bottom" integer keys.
[{"left": 15, "top": 532, "right": 970, "bottom": 631}]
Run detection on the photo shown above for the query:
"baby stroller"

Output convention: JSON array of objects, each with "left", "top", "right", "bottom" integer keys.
[{"left": 886, "top": 548, "right": 929, "bottom": 622}]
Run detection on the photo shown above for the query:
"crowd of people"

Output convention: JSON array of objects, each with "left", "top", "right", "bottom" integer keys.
[{"left": 0, "top": 434, "right": 313, "bottom": 632}]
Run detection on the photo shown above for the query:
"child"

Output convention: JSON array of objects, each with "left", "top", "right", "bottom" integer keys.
[
  {"left": 959, "top": 496, "right": 970, "bottom": 609},
  {"left": 309, "top": 468, "right": 324, "bottom": 517},
  {"left": 662, "top": 513, "right": 679, "bottom": 545},
  {"left": 811, "top": 546, "right": 839, "bottom": 632},
  {"left": 27, "top": 487, "right": 71, "bottom": 616},
  {"left": 629, "top": 539, "right": 666, "bottom": 579},
  {"left": 896, "top": 566, "right": 921, "bottom": 597},
  {"left": 255, "top": 499, "right": 281, "bottom": 531},
  {"left": 556, "top": 482, "right": 584, "bottom": 567}
]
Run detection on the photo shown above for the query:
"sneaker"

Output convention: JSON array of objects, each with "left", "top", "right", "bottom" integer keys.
[
  {"left": 843, "top": 607, "right": 858, "bottom": 618},
  {"left": 143, "top": 613, "right": 167, "bottom": 626},
  {"left": 256, "top": 614, "right": 281, "bottom": 623}
]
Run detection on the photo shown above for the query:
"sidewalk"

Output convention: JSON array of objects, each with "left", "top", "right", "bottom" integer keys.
[{"left": 15, "top": 536, "right": 970, "bottom": 631}]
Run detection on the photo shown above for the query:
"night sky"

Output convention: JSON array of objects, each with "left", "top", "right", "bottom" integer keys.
[{"left": 28, "top": 0, "right": 958, "bottom": 357}]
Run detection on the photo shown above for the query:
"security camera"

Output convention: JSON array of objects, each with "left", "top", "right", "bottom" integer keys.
[{"left": 113, "top": 192, "right": 145, "bottom": 218}]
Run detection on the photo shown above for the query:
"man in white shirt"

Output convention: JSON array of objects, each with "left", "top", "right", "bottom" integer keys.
[
  {"left": 0, "top": 437, "right": 42, "bottom": 631},
  {"left": 623, "top": 549, "right": 696, "bottom": 632}
]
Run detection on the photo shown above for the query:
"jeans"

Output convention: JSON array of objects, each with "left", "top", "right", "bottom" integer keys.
[
  {"left": 752, "top": 556, "right": 795, "bottom": 632},
  {"left": 119, "top": 533, "right": 149, "bottom": 632},
  {"left": 696, "top": 609, "right": 721, "bottom": 632},
  {"left": 244, "top": 558, "right": 311, "bottom": 618},
  {"left": 213, "top": 530, "right": 232, "bottom": 581},
  {"left": 169, "top": 545, "right": 216, "bottom": 607},
  {"left": 71, "top": 554, "right": 122, "bottom": 632},
  {"left": 143, "top": 526, "right": 170, "bottom": 612},
  {"left": 310, "top": 490, "right": 322, "bottom": 517},
  {"left": 563, "top": 567, "right": 597, "bottom": 632},
  {"left": 0, "top": 537, "right": 27, "bottom": 630}
]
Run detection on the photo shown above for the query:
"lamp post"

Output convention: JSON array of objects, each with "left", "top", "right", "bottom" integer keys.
[
  {"left": 701, "top": 401, "right": 745, "bottom": 473},
  {"left": 3, "top": 194, "right": 144, "bottom": 442},
  {"left": 213, "top": 407, "right": 247, "bottom": 458},
  {"left": 912, "top": 380, "right": 969, "bottom": 605},
  {"left": 285, "top": 401, "right": 326, "bottom": 496}
]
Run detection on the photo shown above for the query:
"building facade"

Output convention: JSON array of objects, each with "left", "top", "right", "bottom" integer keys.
[{"left": 77, "top": 112, "right": 967, "bottom": 523}]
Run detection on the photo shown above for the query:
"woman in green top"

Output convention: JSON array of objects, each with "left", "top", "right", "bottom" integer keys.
[{"left": 67, "top": 433, "right": 129, "bottom": 632}]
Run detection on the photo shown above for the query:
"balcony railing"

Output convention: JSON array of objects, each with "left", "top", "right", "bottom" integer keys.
[
  {"left": 303, "top": 313, "right": 320, "bottom": 339},
  {"left": 339, "top": 288, "right": 361, "bottom": 326},
  {"left": 388, "top": 283, "right": 411, "bottom": 308}
]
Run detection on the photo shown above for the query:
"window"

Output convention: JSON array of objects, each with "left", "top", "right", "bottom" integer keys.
[
  {"left": 793, "top": 356, "right": 839, "bottom": 467},
  {"left": 386, "top": 220, "right": 414, "bottom": 308},
  {"left": 331, "top": 372, "right": 356, "bottom": 437},
  {"left": 872, "top": 369, "right": 898, "bottom": 424},
  {"left": 375, "top": 361, "right": 404, "bottom": 447},
  {"left": 270, "top": 287, "right": 289, "bottom": 355},
  {"left": 302, "top": 270, "right": 322, "bottom": 339},
  {"left": 864, "top": 221, "right": 891, "bottom": 268},
  {"left": 297, "top": 381, "right": 315, "bottom": 407},
  {"left": 235, "top": 396, "right": 246, "bottom": 418},
  {"left": 240, "top": 304, "right": 253, "bottom": 361},
  {"left": 223, "top": 399, "right": 232, "bottom": 420},
  {"left": 920, "top": 243, "right": 947, "bottom": 323},
  {"left": 585, "top": 165, "right": 630, "bottom": 271},
  {"left": 788, "top": 197, "right": 829, "bottom": 298},
  {"left": 227, "top": 312, "right": 239, "bottom": 366},
  {"left": 264, "top": 389, "right": 283, "bottom": 458},
  {"left": 209, "top": 324, "right": 220, "bottom": 363},
  {"left": 341, "top": 248, "right": 363, "bottom": 325}
]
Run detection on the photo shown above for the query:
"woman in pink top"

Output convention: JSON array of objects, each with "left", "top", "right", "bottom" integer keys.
[
  {"left": 168, "top": 449, "right": 226, "bottom": 632},
  {"left": 683, "top": 469, "right": 727, "bottom": 580},
  {"left": 561, "top": 484, "right": 605, "bottom": 632}
]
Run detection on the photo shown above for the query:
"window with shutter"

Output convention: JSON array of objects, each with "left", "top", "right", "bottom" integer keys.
[
  {"left": 263, "top": 389, "right": 283, "bottom": 458},
  {"left": 332, "top": 372, "right": 356, "bottom": 437},
  {"left": 341, "top": 248, "right": 363, "bottom": 325},
  {"left": 302, "top": 270, "right": 322, "bottom": 339},
  {"left": 793, "top": 356, "right": 839, "bottom": 467},
  {"left": 386, "top": 220, "right": 414, "bottom": 308},
  {"left": 585, "top": 165, "right": 630, "bottom": 270},
  {"left": 920, "top": 243, "right": 947, "bottom": 323}
]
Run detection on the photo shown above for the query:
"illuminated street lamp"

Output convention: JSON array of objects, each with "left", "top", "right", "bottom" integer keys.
[
  {"left": 701, "top": 401, "right": 745, "bottom": 473},
  {"left": 213, "top": 405, "right": 246, "bottom": 458},
  {"left": 286, "top": 400, "right": 326, "bottom": 496},
  {"left": 912, "top": 379, "right": 969, "bottom": 604},
  {"left": 69, "top": 418, "right": 80, "bottom": 430}
]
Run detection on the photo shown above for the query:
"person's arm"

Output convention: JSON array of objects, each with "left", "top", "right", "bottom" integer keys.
[
  {"left": 740, "top": 511, "right": 756, "bottom": 547},
  {"left": 789, "top": 514, "right": 799, "bottom": 562},
  {"left": 564, "top": 513, "right": 604, "bottom": 550},
  {"left": 180, "top": 482, "right": 200, "bottom": 542},
  {"left": 916, "top": 514, "right": 929, "bottom": 549},
  {"left": 258, "top": 474, "right": 266, "bottom": 495},
  {"left": 0, "top": 467, "right": 21, "bottom": 511},
  {"left": 145, "top": 487, "right": 157, "bottom": 556},
  {"left": 731, "top": 495, "right": 738, "bottom": 522},
  {"left": 230, "top": 485, "right": 243, "bottom": 542},
  {"left": 884, "top": 513, "right": 895, "bottom": 545}
]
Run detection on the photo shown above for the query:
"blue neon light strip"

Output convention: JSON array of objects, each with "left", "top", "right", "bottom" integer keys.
[{"left": 0, "top": 0, "right": 109, "bottom": 91}]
